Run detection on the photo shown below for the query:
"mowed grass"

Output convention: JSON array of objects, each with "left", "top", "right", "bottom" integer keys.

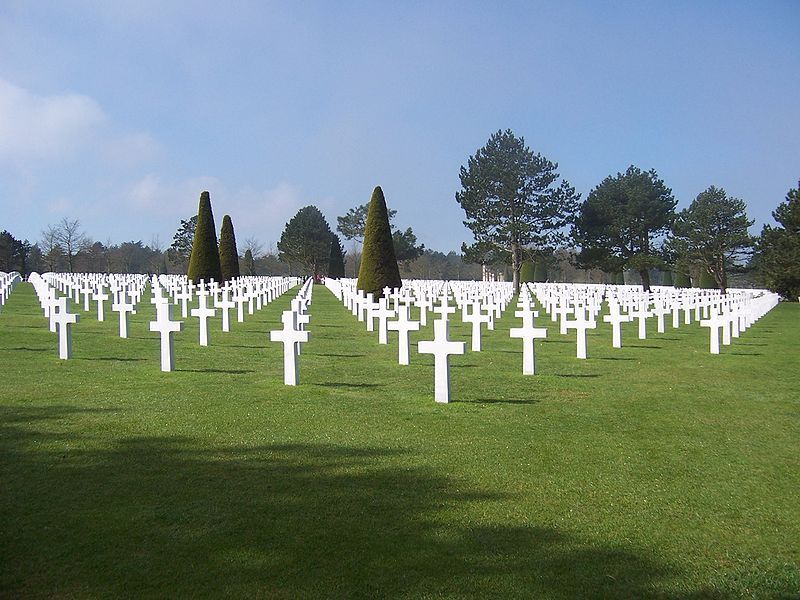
[{"left": 1, "top": 282, "right": 798, "bottom": 599}]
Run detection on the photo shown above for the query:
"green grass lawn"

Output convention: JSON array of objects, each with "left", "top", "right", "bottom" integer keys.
[{"left": 1, "top": 282, "right": 798, "bottom": 598}]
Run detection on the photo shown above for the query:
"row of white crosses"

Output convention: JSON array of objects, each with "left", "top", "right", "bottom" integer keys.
[
  {"left": 329, "top": 278, "right": 517, "bottom": 403},
  {"left": 0, "top": 271, "right": 22, "bottom": 309},
  {"left": 147, "top": 275, "right": 301, "bottom": 371},
  {"left": 26, "top": 271, "right": 300, "bottom": 366},
  {"left": 529, "top": 282, "right": 782, "bottom": 357},
  {"left": 270, "top": 278, "right": 313, "bottom": 385}
]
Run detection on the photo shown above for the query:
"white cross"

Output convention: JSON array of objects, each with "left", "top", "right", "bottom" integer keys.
[
  {"left": 462, "top": 301, "right": 491, "bottom": 352},
  {"left": 175, "top": 285, "right": 192, "bottom": 318},
  {"left": 53, "top": 296, "right": 79, "bottom": 360},
  {"left": 629, "top": 301, "right": 650, "bottom": 339},
  {"left": 432, "top": 296, "right": 456, "bottom": 322},
  {"left": 652, "top": 302, "right": 670, "bottom": 334},
  {"left": 418, "top": 318, "right": 465, "bottom": 403},
  {"left": 233, "top": 287, "right": 247, "bottom": 322},
  {"left": 44, "top": 289, "right": 59, "bottom": 332},
  {"left": 700, "top": 313, "right": 725, "bottom": 354},
  {"left": 215, "top": 288, "right": 235, "bottom": 332},
  {"left": 149, "top": 299, "right": 183, "bottom": 371},
  {"left": 373, "top": 298, "right": 396, "bottom": 345},
  {"left": 416, "top": 295, "right": 433, "bottom": 326},
  {"left": 80, "top": 281, "right": 93, "bottom": 311},
  {"left": 514, "top": 306, "right": 539, "bottom": 329},
  {"left": 93, "top": 286, "right": 109, "bottom": 322},
  {"left": 111, "top": 292, "right": 136, "bottom": 338},
  {"left": 270, "top": 310, "right": 310, "bottom": 385},
  {"left": 564, "top": 307, "right": 597, "bottom": 359},
  {"left": 387, "top": 304, "right": 420, "bottom": 365},
  {"left": 510, "top": 316, "right": 547, "bottom": 375},
  {"left": 603, "top": 302, "right": 630, "bottom": 349},
  {"left": 554, "top": 303, "right": 574, "bottom": 334},
  {"left": 190, "top": 291, "right": 216, "bottom": 346}
]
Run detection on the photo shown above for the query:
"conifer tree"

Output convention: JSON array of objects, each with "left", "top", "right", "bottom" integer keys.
[
  {"left": 328, "top": 234, "right": 346, "bottom": 279},
  {"left": 218, "top": 214, "right": 240, "bottom": 282},
  {"left": 357, "top": 186, "right": 401, "bottom": 297},
  {"left": 187, "top": 191, "right": 222, "bottom": 284}
]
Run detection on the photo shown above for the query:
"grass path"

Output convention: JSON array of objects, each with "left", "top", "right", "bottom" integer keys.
[{"left": 1, "top": 282, "right": 798, "bottom": 598}]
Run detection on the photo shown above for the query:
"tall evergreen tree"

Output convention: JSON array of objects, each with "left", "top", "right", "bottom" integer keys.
[
  {"left": 187, "top": 191, "right": 222, "bottom": 284},
  {"left": 277, "top": 206, "right": 333, "bottom": 278},
  {"left": 456, "top": 129, "right": 579, "bottom": 294},
  {"left": 758, "top": 180, "right": 800, "bottom": 299},
  {"left": 357, "top": 186, "right": 401, "bottom": 297},
  {"left": 218, "top": 214, "right": 241, "bottom": 282},
  {"left": 672, "top": 186, "right": 754, "bottom": 294},
  {"left": 328, "top": 234, "right": 346, "bottom": 279},
  {"left": 572, "top": 166, "right": 676, "bottom": 292}
]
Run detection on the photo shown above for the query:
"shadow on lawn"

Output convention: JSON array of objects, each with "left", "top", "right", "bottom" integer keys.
[{"left": 2, "top": 405, "right": 684, "bottom": 598}]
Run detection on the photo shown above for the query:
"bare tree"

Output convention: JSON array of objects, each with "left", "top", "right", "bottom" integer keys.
[
  {"left": 242, "top": 236, "right": 264, "bottom": 259},
  {"left": 49, "top": 218, "right": 90, "bottom": 272},
  {"left": 40, "top": 225, "right": 64, "bottom": 272}
]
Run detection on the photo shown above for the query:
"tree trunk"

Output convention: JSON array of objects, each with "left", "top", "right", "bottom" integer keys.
[
  {"left": 511, "top": 243, "right": 521, "bottom": 295},
  {"left": 639, "top": 268, "right": 651, "bottom": 292}
]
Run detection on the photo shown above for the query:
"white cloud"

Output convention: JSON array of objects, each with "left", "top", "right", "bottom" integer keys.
[
  {"left": 119, "top": 176, "right": 310, "bottom": 246},
  {"left": 0, "top": 77, "right": 162, "bottom": 169},
  {"left": 0, "top": 77, "right": 105, "bottom": 161}
]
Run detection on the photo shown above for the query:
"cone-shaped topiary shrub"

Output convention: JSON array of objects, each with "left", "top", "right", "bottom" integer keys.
[
  {"left": 219, "top": 214, "right": 240, "bottom": 282},
  {"left": 187, "top": 191, "right": 222, "bottom": 284},
  {"left": 357, "top": 186, "right": 401, "bottom": 297},
  {"left": 520, "top": 260, "right": 535, "bottom": 283}
]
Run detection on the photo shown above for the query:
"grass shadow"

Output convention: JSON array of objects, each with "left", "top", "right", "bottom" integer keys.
[
  {"left": 555, "top": 373, "right": 602, "bottom": 378},
  {"left": 308, "top": 352, "right": 366, "bottom": 358},
  {"left": 178, "top": 368, "right": 255, "bottom": 374},
  {"left": 1, "top": 406, "right": 682, "bottom": 598},
  {"left": 468, "top": 398, "right": 540, "bottom": 405},
  {"left": 315, "top": 382, "right": 383, "bottom": 389},
  {"left": 79, "top": 357, "right": 147, "bottom": 362},
  {"left": 7, "top": 346, "right": 49, "bottom": 352}
]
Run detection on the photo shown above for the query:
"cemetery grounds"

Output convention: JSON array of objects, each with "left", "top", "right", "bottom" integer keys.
[{"left": 1, "top": 281, "right": 798, "bottom": 598}]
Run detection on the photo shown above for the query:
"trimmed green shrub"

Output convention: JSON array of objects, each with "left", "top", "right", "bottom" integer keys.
[
  {"left": 357, "top": 186, "right": 401, "bottom": 297},
  {"left": 187, "top": 191, "right": 222, "bottom": 284},
  {"left": 219, "top": 214, "right": 240, "bottom": 282}
]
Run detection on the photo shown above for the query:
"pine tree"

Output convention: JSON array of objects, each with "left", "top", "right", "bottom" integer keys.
[
  {"left": 328, "top": 234, "right": 346, "bottom": 279},
  {"left": 218, "top": 214, "right": 241, "bottom": 282},
  {"left": 357, "top": 186, "right": 401, "bottom": 297},
  {"left": 187, "top": 191, "right": 222, "bottom": 284}
]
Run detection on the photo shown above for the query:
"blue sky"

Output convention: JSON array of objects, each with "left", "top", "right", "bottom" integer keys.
[{"left": 1, "top": 1, "right": 798, "bottom": 253}]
